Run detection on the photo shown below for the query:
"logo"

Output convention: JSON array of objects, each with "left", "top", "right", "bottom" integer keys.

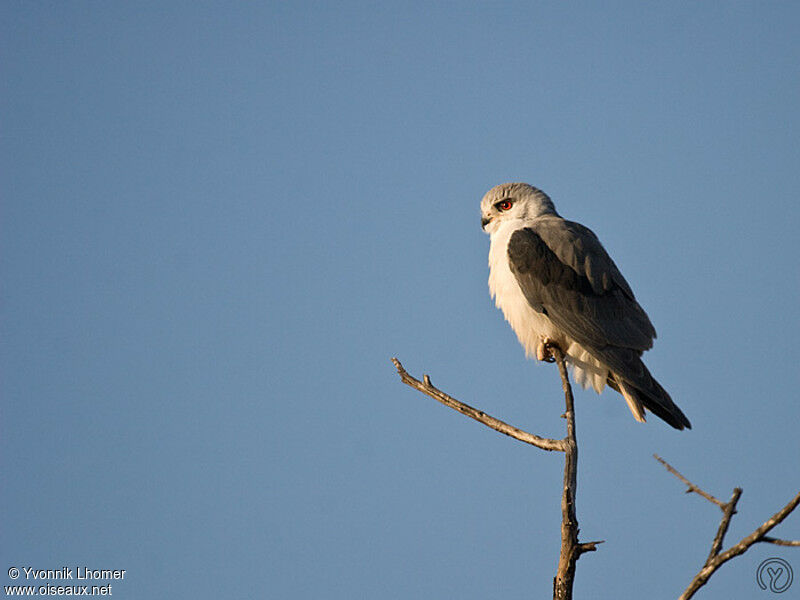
[{"left": 757, "top": 558, "right": 793, "bottom": 594}]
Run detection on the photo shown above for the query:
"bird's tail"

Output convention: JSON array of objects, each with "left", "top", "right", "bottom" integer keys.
[
  {"left": 614, "top": 378, "right": 647, "bottom": 423},
  {"left": 598, "top": 348, "right": 691, "bottom": 430},
  {"left": 608, "top": 370, "right": 690, "bottom": 430}
]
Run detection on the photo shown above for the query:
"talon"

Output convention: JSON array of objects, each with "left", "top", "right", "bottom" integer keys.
[{"left": 536, "top": 337, "right": 556, "bottom": 362}]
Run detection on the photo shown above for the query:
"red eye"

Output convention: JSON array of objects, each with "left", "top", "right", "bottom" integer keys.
[{"left": 498, "top": 200, "right": 513, "bottom": 211}]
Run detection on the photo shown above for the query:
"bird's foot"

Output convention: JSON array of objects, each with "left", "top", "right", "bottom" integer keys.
[{"left": 536, "top": 338, "right": 556, "bottom": 363}]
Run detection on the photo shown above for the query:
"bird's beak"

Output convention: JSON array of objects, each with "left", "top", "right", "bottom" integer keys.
[{"left": 481, "top": 216, "right": 491, "bottom": 230}]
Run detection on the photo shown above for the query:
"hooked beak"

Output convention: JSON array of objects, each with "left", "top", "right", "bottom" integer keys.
[{"left": 481, "top": 216, "right": 491, "bottom": 230}]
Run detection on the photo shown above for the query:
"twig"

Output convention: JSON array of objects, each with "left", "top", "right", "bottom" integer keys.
[
  {"left": 761, "top": 536, "right": 800, "bottom": 547},
  {"left": 653, "top": 454, "right": 725, "bottom": 509},
  {"left": 654, "top": 455, "right": 800, "bottom": 600},
  {"left": 391, "top": 358, "right": 564, "bottom": 452},
  {"left": 706, "top": 488, "right": 741, "bottom": 563}
]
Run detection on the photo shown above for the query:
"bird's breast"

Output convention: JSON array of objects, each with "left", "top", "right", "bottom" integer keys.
[{"left": 488, "top": 221, "right": 560, "bottom": 357}]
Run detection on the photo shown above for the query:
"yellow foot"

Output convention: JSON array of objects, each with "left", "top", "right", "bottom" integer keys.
[{"left": 536, "top": 338, "right": 556, "bottom": 363}]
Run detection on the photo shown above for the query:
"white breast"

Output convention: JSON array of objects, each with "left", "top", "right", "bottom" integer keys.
[
  {"left": 488, "top": 219, "right": 559, "bottom": 357},
  {"left": 487, "top": 219, "right": 609, "bottom": 393}
]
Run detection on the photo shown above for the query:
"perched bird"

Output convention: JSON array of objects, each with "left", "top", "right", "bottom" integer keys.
[{"left": 481, "top": 182, "right": 690, "bottom": 429}]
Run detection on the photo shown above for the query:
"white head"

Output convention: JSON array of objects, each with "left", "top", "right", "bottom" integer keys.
[{"left": 480, "top": 182, "right": 558, "bottom": 234}]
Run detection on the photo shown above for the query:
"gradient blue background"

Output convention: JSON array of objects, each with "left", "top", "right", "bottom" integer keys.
[{"left": 2, "top": 2, "right": 799, "bottom": 598}]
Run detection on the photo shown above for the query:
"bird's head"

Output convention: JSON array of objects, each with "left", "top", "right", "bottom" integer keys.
[{"left": 480, "top": 182, "right": 558, "bottom": 234}]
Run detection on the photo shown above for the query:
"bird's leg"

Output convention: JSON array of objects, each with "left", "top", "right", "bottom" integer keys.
[{"left": 536, "top": 337, "right": 557, "bottom": 363}]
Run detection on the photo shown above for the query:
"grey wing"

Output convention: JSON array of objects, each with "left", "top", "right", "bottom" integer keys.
[
  {"left": 508, "top": 221, "right": 691, "bottom": 430},
  {"left": 507, "top": 220, "right": 656, "bottom": 353}
]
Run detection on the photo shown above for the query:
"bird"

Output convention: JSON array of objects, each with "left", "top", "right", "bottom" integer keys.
[{"left": 481, "top": 182, "right": 690, "bottom": 429}]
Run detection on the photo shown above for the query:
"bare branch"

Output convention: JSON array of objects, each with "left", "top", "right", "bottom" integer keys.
[
  {"left": 578, "top": 540, "right": 604, "bottom": 553},
  {"left": 391, "top": 358, "right": 564, "bottom": 452},
  {"left": 706, "top": 488, "right": 742, "bottom": 562},
  {"left": 715, "top": 488, "right": 800, "bottom": 561},
  {"left": 551, "top": 344, "right": 588, "bottom": 600},
  {"left": 656, "top": 456, "right": 800, "bottom": 600},
  {"left": 680, "top": 489, "right": 800, "bottom": 599},
  {"left": 653, "top": 454, "right": 726, "bottom": 509},
  {"left": 392, "top": 350, "right": 599, "bottom": 600},
  {"left": 761, "top": 536, "right": 800, "bottom": 547}
]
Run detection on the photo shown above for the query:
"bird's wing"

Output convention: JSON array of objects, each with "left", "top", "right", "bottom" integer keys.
[
  {"left": 507, "top": 220, "right": 690, "bottom": 430},
  {"left": 507, "top": 219, "right": 656, "bottom": 352}
]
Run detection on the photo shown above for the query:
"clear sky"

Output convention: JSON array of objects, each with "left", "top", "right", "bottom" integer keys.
[{"left": 2, "top": 2, "right": 799, "bottom": 598}]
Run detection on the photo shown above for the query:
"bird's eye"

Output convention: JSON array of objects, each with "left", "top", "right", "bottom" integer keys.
[{"left": 496, "top": 199, "right": 513, "bottom": 211}]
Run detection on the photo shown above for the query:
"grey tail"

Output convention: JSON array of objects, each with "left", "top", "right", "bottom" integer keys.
[{"left": 607, "top": 371, "right": 691, "bottom": 430}]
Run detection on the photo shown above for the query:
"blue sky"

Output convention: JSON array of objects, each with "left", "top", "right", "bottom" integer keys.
[{"left": 2, "top": 2, "right": 799, "bottom": 598}]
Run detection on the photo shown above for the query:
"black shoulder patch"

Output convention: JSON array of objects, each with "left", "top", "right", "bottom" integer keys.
[{"left": 508, "top": 228, "right": 595, "bottom": 296}]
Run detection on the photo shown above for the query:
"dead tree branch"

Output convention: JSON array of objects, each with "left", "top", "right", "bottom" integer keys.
[
  {"left": 550, "top": 345, "right": 602, "bottom": 600},
  {"left": 706, "top": 487, "right": 742, "bottom": 562},
  {"left": 654, "top": 455, "right": 800, "bottom": 600},
  {"left": 653, "top": 454, "right": 726, "bottom": 508},
  {"left": 391, "top": 357, "right": 563, "bottom": 451},
  {"left": 392, "top": 348, "right": 601, "bottom": 600},
  {"left": 761, "top": 536, "right": 800, "bottom": 547}
]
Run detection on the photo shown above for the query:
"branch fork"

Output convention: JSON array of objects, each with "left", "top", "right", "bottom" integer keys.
[
  {"left": 655, "top": 455, "right": 800, "bottom": 599},
  {"left": 392, "top": 345, "right": 601, "bottom": 600}
]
